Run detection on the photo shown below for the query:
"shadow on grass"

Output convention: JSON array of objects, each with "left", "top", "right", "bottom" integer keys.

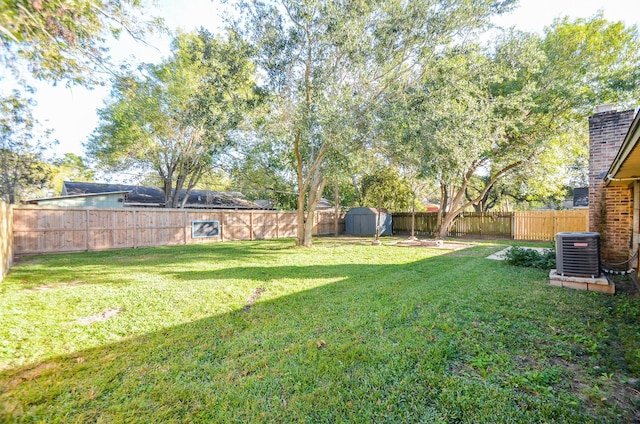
[
  {"left": 9, "top": 237, "right": 501, "bottom": 290},
  {"left": 9, "top": 239, "right": 300, "bottom": 289},
  {"left": 1, "top": 242, "right": 638, "bottom": 422}
]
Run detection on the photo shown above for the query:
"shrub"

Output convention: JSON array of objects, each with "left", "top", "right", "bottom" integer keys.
[{"left": 504, "top": 246, "right": 556, "bottom": 269}]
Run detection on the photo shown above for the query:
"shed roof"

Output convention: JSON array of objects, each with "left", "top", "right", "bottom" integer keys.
[{"left": 346, "top": 207, "right": 389, "bottom": 215}]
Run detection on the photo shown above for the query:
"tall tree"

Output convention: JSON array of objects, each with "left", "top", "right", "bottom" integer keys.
[
  {"left": 225, "top": 137, "right": 299, "bottom": 210},
  {"left": 0, "top": 1, "right": 160, "bottom": 201},
  {"left": 86, "top": 30, "right": 260, "bottom": 208},
  {"left": 50, "top": 153, "right": 95, "bottom": 195},
  {"left": 1, "top": 0, "right": 161, "bottom": 85},
  {"left": 235, "top": 0, "right": 514, "bottom": 246},
  {"left": 361, "top": 166, "right": 413, "bottom": 212},
  {"left": 0, "top": 91, "right": 53, "bottom": 203},
  {"left": 388, "top": 16, "right": 640, "bottom": 238}
]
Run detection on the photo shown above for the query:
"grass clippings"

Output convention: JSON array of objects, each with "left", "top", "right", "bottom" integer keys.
[{"left": 1, "top": 237, "right": 639, "bottom": 423}]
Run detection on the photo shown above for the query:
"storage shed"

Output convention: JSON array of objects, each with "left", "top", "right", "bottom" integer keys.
[{"left": 345, "top": 207, "right": 392, "bottom": 236}]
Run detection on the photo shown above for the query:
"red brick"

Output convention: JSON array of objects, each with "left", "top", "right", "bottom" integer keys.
[{"left": 588, "top": 109, "right": 635, "bottom": 262}]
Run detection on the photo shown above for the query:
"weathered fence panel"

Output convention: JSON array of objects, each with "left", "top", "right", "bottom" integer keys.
[
  {"left": 513, "top": 210, "right": 588, "bottom": 241},
  {"left": 393, "top": 209, "right": 588, "bottom": 241},
  {"left": 392, "top": 213, "right": 439, "bottom": 235},
  {"left": 12, "top": 207, "right": 345, "bottom": 256},
  {"left": 278, "top": 212, "right": 297, "bottom": 238},
  {"left": 315, "top": 212, "right": 345, "bottom": 235},
  {"left": 449, "top": 212, "right": 513, "bottom": 238},
  {"left": 393, "top": 212, "right": 512, "bottom": 238},
  {"left": 224, "top": 211, "right": 252, "bottom": 241}
]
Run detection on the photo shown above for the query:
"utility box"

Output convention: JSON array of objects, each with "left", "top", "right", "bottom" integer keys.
[
  {"left": 556, "top": 232, "right": 600, "bottom": 277},
  {"left": 345, "top": 207, "right": 392, "bottom": 236}
]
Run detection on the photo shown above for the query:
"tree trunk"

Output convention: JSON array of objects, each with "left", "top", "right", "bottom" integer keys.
[
  {"left": 437, "top": 210, "right": 458, "bottom": 239},
  {"left": 302, "top": 169, "right": 326, "bottom": 247},
  {"left": 334, "top": 180, "right": 339, "bottom": 237},
  {"left": 436, "top": 183, "right": 447, "bottom": 235},
  {"left": 163, "top": 178, "right": 173, "bottom": 208},
  {"left": 375, "top": 203, "right": 381, "bottom": 241},
  {"left": 350, "top": 174, "right": 360, "bottom": 204},
  {"left": 410, "top": 194, "right": 416, "bottom": 239},
  {"left": 172, "top": 174, "right": 186, "bottom": 208},
  {"left": 295, "top": 191, "right": 306, "bottom": 246}
]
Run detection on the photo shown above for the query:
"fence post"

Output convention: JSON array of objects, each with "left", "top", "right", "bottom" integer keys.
[
  {"left": 221, "top": 211, "right": 225, "bottom": 241},
  {"left": 133, "top": 210, "right": 138, "bottom": 248},
  {"left": 511, "top": 212, "right": 515, "bottom": 240},
  {"left": 85, "top": 209, "right": 90, "bottom": 251},
  {"left": 183, "top": 210, "right": 187, "bottom": 244}
]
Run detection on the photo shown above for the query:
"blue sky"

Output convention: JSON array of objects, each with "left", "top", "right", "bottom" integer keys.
[{"left": 26, "top": 0, "right": 640, "bottom": 157}]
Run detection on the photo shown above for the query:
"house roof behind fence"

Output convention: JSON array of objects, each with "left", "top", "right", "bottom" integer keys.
[{"left": 62, "top": 182, "right": 265, "bottom": 209}]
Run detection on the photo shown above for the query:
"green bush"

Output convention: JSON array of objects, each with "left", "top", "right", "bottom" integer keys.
[{"left": 504, "top": 246, "right": 556, "bottom": 269}]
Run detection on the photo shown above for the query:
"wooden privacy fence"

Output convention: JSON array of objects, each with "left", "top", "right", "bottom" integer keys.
[
  {"left": 13, "top": 207, "right": 345, "bottom": 256},
  {"left": 392, "top": 212, "right": 439, "bottom": 235},
  {"left": 513, "top": 210, "right": 589, "bottom": 241},
  {"left": 392, "top": 212, "right": 513, "bottom": 239},
  {"left": 9, "top": 207, "right": 586, "bottom": 256},
  {"left": 450, "top": 212, "right": 513, "bottom": 238},
  {"left": 392, "top": 210, "right": 588, "bottom": 241}
]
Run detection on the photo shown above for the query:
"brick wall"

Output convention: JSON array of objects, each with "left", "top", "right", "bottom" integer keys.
[{"left": 588, "top": 109, "right": 635, "bottom": 262}]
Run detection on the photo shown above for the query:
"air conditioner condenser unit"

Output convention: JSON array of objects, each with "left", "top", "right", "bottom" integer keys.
[{"left": 555, "top": 232, "right": 600, "bottom": 278}]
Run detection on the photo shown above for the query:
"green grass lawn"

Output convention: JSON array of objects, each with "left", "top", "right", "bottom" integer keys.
[{"left": 1, "top": 237, "right": 639, "bottom": 423}]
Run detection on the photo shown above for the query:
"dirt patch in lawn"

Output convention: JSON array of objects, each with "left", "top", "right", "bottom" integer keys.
[
  {"left": 392, "top": 239, "right": 472, "bottom": 250},
  {"left": 27, "top": 281, "right": 86, "bottom": 291},
  {"left": 549, "top": 356, "right": 640, "bottom": 422},
  {"left": 77, "top": 308, "right": 123, "bottom": 325},
  {"left": 244, "top": 288, "right": 265, "bottom": 312}
]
